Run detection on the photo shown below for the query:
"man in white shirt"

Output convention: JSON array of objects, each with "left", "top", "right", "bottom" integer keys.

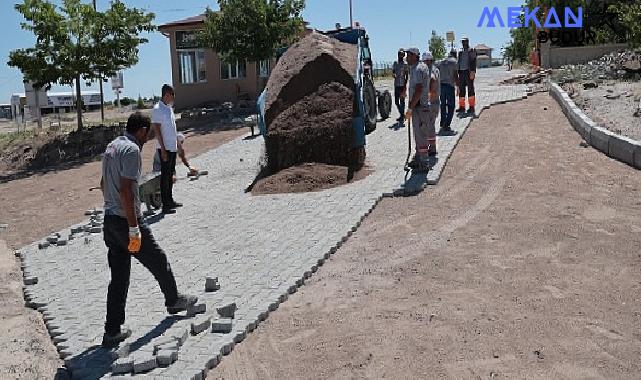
[{"left": 151, "top": 84, "right": 181, "bottom": 214}]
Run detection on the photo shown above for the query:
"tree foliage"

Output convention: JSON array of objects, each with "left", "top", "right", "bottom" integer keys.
[
  {"left": 428, "top": 30, "right": 447, "bottom": 60},
  {"left": 201, "top": 0, "right": 306, "bottom": 63},
  {"left": 8, "top": 0, "right": 155, "bottom": 129}
]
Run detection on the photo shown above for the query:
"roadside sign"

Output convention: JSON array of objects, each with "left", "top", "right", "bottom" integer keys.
[
  {"left": 446, "top": 31, "right": 455, "bottom": 43},
  {"left": 111, "top": 72, "right": 124, "bottom": 90}
]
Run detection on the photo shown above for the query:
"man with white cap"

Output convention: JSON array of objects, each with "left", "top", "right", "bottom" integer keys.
[
  {"left": 404, "top": 47, "right": 432, "bottom": 171},
  {"left": 457, "top": 36, "right": 477, "bottom": 115},
  {"left": 422, "top": 51, "right": 440, "bottom": 156}
]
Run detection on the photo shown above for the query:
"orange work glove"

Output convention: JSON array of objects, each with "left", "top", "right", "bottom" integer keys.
[
  {"left": 128, "top": 226, "right": 141, "bottom": 254},
  {"left": 469, "top": 71, "right": 476, "bottom": 81},
  {"left": 405, "top": 109, "right": 412, "bottom": 121}
]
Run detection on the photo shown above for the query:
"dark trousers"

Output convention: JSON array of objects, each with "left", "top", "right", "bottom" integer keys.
[
  {"left": 103, "top": 215, "right": 178, "bottom": 335},
  {"left": 458, "top": 70, "right": 475, "bottom": 98},
  {"left": 158, "top": 150, "right": 177, "bottom": 209},
  {"left": 394, "top": 86, "right": 406, "bottom": 118},
  {"left": 440, "top": 83, "right": 456, "bottom": 128}
]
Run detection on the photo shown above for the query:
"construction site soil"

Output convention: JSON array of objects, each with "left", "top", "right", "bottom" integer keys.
[
  {"left": 265, "top": 82, "right": 355, "bottom": 172},
  {"left": 264, "top": 33, "right": 359, "bottom": 172},
  {"left": 251, "top": 163, "right": 370, "bottom": 195}
]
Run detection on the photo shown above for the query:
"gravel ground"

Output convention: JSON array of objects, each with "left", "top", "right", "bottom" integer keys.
[
  {"left": 212, "top": 93, "right": 641, "bottom": 379},
  {"left": 565, "top": 80, "right": 641, "bottom": 140}
]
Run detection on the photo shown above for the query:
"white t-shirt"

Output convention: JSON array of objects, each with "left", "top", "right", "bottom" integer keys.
[{"left": 151, "top": 101, "right": 178, "bottom": 152}]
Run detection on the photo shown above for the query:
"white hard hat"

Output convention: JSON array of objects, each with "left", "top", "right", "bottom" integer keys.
[
  {"left": 406, "top": 47, "right": 420, "bottom": 56},
  {"left": 422, "top": 51, "right": 434, "bottom": 61},
  {"left": 177, "top": 133, "right": 185, "bottom": 142}
]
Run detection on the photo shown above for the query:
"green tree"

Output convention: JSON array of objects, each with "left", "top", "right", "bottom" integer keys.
[
  {"left": 612, "top": 2, "right": 641, "bottom": 47},
  {"left": 428, "top": 30, "right": 446, "bottom": 60},
  {"left": 201, "top": 0, "right": 305, "bottom": 64},
  {"left": 8, "top": 0, "right": 154, "bottom": 130},
  {"left": 136, "top": 95, "right": 145, "bottom": 109}
]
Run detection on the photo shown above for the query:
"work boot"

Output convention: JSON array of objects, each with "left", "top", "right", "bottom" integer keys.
[
  {"left": 102, "top": 328, "right": 132, "bottom": 348},
  {"left": 467, "top": 107, "right": 475, "bottom": 115},
  {"left": 169, "top": 201, "right": 183, "bottom": 209},
  {"left": 167, "top": 294, "right": 198, "bottom": 315},
  {"left": 456, "top": 107, "right": 466, "bottom": 114},
  {"left": 162, "top": 208, "right": 176, "bottom": 215}
]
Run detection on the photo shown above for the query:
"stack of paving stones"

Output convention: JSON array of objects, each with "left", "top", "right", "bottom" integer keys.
[
  {"left": 16, "top": 68, "right": 528, "bottom": 379},
  {"left": 556, "top": 49, "right": 641, "bottom": 84}
]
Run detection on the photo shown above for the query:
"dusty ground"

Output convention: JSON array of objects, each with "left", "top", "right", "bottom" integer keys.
[
  {"left": 212, "top": 93, "right": 641, "bottom": 379},
  {"left": 0, "top": 240, "right": 61, "bottom": 380},
  {"left": 251, "top": 163, "right": 371, "bottom": 195},
  {"left": 565, "top": 80, "right": 641, "bottom": 140},
  {"left": 0, "top": 127, "right": 247, "bottom": 249}
]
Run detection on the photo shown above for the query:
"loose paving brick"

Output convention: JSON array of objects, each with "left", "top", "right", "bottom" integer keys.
[
  {"left": 216, "top": 303, "right": 237, "bottom": 319},
  {"left": 211, "top": 318, "right": 233, "bottom": 334},
  {"left": 156, "top": 349, "right": 179, "bottom": 367},
  {"left": 205, "top": 277, "right": 220, "bottom": 292},
  {"left": 17, "top": 68, "right": 527, "bottom": 379},
  {"left": 187, "top": 303, "right": 207, "bottom": 317},
  {"left": 111, "top": 357, "right": 134, "bottom": 375},
  {"left": 132, "top": 353, "right": 158, "bottom": 374},
  {"left": 191, "top": 316, "right": 212, "bottom": 336}
]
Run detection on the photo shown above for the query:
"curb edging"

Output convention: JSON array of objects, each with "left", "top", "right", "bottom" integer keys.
[{"left": 549, "top": 82, "right": 641, "bottom": 169}]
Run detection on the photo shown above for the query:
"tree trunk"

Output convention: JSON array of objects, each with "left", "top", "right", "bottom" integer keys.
[
  {"left": 99, "top": 76, "right": 104, "bottom": 122},
  {"left": 76, "top": 74, "right": 83, "bottom": 130}
]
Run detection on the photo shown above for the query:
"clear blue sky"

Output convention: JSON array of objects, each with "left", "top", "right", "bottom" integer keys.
[{"left": 0, "top": 0, "right": 523, "bottom": 104}]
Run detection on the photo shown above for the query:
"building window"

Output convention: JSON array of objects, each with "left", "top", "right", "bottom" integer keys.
[
  {"left": 178, "top": 50, "right": 206, "bottom": 84},
  {"left": 258, "top": 60, "right": 270, "bottom": 78},
  {"left": 221, "top": 60, "right": 247, "bottom": 80}
]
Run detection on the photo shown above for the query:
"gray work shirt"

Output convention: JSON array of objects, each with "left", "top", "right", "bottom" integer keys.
[
  {"left": 102, "top": 133, "right": 142, "bottom": 218},
  {"left": 392, "top": 61, "right": 409, "bottom": 88},
  {"left": 438, "top": 57, "right": 458, "bottom": 86},
  {"left": 408, "top": 62, "right": 430, "bottom": 109},
  {"left": 427, "top": 64, "right": 441, "bottom": 106}
]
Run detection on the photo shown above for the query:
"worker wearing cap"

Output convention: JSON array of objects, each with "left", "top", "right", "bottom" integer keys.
[
  {"left": 437, "top": 50, "right": 459, "bottom": 133},
  {"left": 457, "top": 36, "right": 477, "bottom": 115},
  {"left": 422, "top": 51, "right": 440, "bottom": 156},
  {"left": 404, "top": 47, "right": 432, "bottom": 171},
  {"left": 392, "top": 48, "right": 409, "bottom": 124}
]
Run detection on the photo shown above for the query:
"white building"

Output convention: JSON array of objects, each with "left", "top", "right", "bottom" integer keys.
[{"left": 9, "top": 90, "right": 101, "bottom": 120}]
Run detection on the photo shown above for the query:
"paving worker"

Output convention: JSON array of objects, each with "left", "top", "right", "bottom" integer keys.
[
  {"left": 457, "top": 36, "right": 477, "bottom": 115},
  {"left": 152, "top": 84, "right": 181, "bottom": 215},
  {"left": 392, "top": 48, "right": 409, "bottom": 124},
  {"left": 153, "top": 133, "right": 199, "bottom": 181},
  {"left": 437, "top": 50, "right": 459, "bottom": 134},
  {"left": 404, "top": 47, "right": 432, "bottom": 171},
  {"left": 422, "top": 51, "right": 440, "bottom": 157},
  {"left": 100, "top": 112, "right": 197, "bottom": 348}
]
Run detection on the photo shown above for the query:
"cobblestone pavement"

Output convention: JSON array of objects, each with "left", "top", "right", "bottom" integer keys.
[{"left": 16, "top": 68, "right": 527, "bottom": 379}]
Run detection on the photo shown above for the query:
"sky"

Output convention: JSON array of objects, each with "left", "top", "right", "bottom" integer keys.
[{"left": 0, "top": 0, "right": 524, "bottom": 104}]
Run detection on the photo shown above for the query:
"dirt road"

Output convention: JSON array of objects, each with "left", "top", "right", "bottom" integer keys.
[
  {"left": 212, "top": 93, "right": 641, "bottom": 379},
  {"left": 0, "top": 128, "right": 247, "bottom": 249}
]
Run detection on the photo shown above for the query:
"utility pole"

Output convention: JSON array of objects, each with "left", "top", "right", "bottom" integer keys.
[
  {"left": 349, "top": 0, "right": 353, "bottom": 28},
  {"left": 93, "top": 0, "right": 105, "bottom": 122}
]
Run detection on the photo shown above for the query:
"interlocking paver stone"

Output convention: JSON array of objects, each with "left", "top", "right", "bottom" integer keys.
[
  {"left": 17, "top": 68, "right": 527, "bottom": 378},
  {"left": 211, "top": 318, "right": 233, "bottom": 334}
]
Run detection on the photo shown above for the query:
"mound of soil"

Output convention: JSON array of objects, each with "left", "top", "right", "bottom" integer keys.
[
  {"left": 265, "top": 33, "right": 358, "bottom": 127},
  {"left": 265, "top": 82, "right": 355, "bottom": 172},
  {"left": 251, "top": 163, "right": 370, "bottom": 195}
]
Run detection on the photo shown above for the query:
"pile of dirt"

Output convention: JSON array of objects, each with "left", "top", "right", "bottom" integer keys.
[
  {"left": 263, "top": 33, "right": 359, "bottom": 172},
  {"left": 265, "top": 82, "right": 355, "bottom": 171},
  {"left": 501, "top": 70, "right": 549, "bottom": 84},
  {"left": 251, "top": 163, "right": 370, "bottom": 195},
  {"left": 0, "top": 127, "right": 122, "bottom": 178}
]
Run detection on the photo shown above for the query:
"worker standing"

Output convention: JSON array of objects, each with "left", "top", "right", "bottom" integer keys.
[
  {"left": 392, "top": 48, "right": 409, "bottom": 124},
  {"left": 151, "top": 84, "right": 182, "bottom": 215},
  {"left": 422, "top": 51, "right": 440, "bottom": 157},
  {"left": 404, "top": 47, "right": 431, "bottom": 171},
  {"left": 437, "top": 50, "right": 459, "bottom": 134},
  {"left": 100, "top": 112, "right": 197, "bottom": 348},
  {"left": 457, "top": 36, "right": 477, "bottom": 115}
]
